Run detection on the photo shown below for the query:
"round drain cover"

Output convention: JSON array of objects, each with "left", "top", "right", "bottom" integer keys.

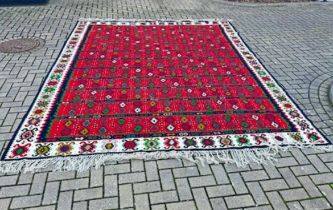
[{"left": 0, "top": 38, "right": 44, "bottom": 53}]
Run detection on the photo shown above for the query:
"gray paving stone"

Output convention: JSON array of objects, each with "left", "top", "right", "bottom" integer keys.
[
  {"left": 105, "top": 163, "right": 131, "bottom": 175},
  {"left": 241, "top": 170, "right": 269, "bottom": 182},
  {"left": 26, "top": 205, "right": 56, "bottom": 210},
  {"left": 48, "top": 171, "right": 75, "bottom": 181},
  {"left": 260, "top": 179, "right": 289, "bottom": 191},
  {"left": 73, "top": 201, "right": 87, "bottom": 210},
  {"left": 246, "top": 205, "right": 273, "bottom": 210},
  {"left": 90, "top": 168, "right": 104, "bottom": 187},
  {"left": 135, "top": 194, "right": 149, "bottom": 210},
  {"left": 0, "top": 185, "right": 30, "bottom": 197},
  {"left": 74, "top": 187, "right": 103, "bottom": 202},
  {"left": 151, "top": 204, "right": 166, "bottom": 210},
  {"left": 318, "top": 153, "right": 333, "bottom": 162},
  {"left": 298, "top": 176, "right": 322, "bottom": 197},
  {"left": 291, "top": 165, "right": 318, "bottom": 176},
  {"left": 157, "top": 159, "right": 182, "bottom": 169},
  {"left": 120, "top": 184, "right": 134, "bottom": 208},
  {"left": 0, "top": 198, "right": 10, "bottom": 210},
  {"left": 133, "top": 181, "right": 161, "bottom": 194},
  {"left": 206, "top": 185, "right": 235, "bottom": 198},
  {"left": 290, "top": 149, "right": 310, "bottom": 165},
  {"left": 308, "top": 155, "right": 330, "bottom": 173},
  {"left": 10, "top": 195, "right": 42, "bottom": 209},
  {"left": 193, "top": 188, "right": 212, "bottom": 210},
  {"left": 30, "top": 173, "right": 48, "bottom": 195},
  {"left": 0, "top": 175, "right": 18, "bottom": 186},
  {"left": 229, "top": 173, "right": 248, "bottom": 194},
  {"left": 160, "top": 169, "right": 176, "bottom": 191},
  {"left": 43, "top": 182, "right": 60, "bottom": 205},
  {"left": 247, "top": 182, "right": 269, "bottom": 205},
  {"left": 225, "top": 194, "right": 255, "bottom": 209},
  {"left": 210, "top": 197, "right": 227, "bottom": 210},
  {"left": 145, "top": 161, "right": 159, "bottom": 181},
  {"left": 276, "top": 157, "right": 299, "bottom": 168},
  {"left": 150, "top": 191, "right": 178, "bottom": 205},
  {"left": 210, "top": 165, "right": 229, "bottom": 184},
  {"left": 319, "top": 185, "right": 333, "bottom": 205},
  {"left": 89, "top": 197, "right": 118, "bottom": 210},
  {"left": 311, "top": 173, "right": 333, "bottom": 185},
  {"left": 301, "top": 198, "right": 332, "bottom": 210},
  {"left": 104, "top": 175, "right": 118, "bottom": 197},
  {"left": 61, "top": 178, "right": 89, "bottom": 191},
  {"left": 131, "top": 159, "right": 144, "bottom": 172},
  {"left": 189, "top": 175, "right": 216, "bottom": 188},
  {"left": 279, "top": 168, "right": 301, "bottom": 188},
  {"left": 17, "top": 173, "right": 33, "bottom": 184},
  {"left": 119, "top": 172, "right": 146, "bottom": 184},
  {"left": 175, "top": 178, "right": 193, "bottom": 201},
  {"left": 167, "top": 201, "right": 197, "bottom": 210},
  {"left": 266, "top": 191, "right": 288, "bottom": 210},
  {"left": 262, "top": 164, "right": 282, "bottom": 179},
  {"left": 280, "top": 188, "right": 309, "bottom": 202},
  {"left": 286, "top": 201, "right": 303, "bottom": 210},
  {"left": 57, "top": 191, "right": 73, "bottom": 210},
  {"left": 197, "top": 163, "right": 212, "bottom": 175},
  {"left": 173, "top": 167, "right": 199, "bottom": 178}
]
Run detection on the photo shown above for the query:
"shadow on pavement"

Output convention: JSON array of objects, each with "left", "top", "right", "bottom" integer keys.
[{"left": 0, "top": 0, "right": 48, "bottom": 6}]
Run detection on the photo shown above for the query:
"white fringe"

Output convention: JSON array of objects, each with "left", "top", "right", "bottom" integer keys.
[{"left": 1, "top": 144, "right": 332, "bottom": 173}]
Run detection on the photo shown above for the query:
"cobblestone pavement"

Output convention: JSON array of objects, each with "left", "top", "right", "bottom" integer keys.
[{"left": 0, "top": 0, "right": 333, "bottom": 209}]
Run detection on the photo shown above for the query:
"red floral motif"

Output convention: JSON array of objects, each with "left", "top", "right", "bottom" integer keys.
[
  {"left": 164, "top": 138, "right": 180, "bottom": 149},
  {"left": 123, "top": 139, "right": 138, "bottom": 151},
  {"left": 254, "top": 134, "right": 268, "bottom": 145},
  {"left": 201, "top": 138, "right": 215, "bottom": 148},
  {"left": 9, "top": 144, "right": 31, "bottom": 158},
  {"left": 79, "top": 141, "right": 97, "bottom": 153},
  {"left": 47, "top": 81, "right": 58, "bottom": 86},
  {"left": 19, "top": 128, "right": 38, "bottom": 142}
]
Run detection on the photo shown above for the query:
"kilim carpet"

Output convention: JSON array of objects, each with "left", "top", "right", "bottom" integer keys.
[{"left": 1, "top": 20, "right": 331, "bottom": 172}]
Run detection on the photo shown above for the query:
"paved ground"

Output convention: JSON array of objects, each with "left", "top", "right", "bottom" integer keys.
[{"left": 0, "top": 0, "right": 333, "bottom": 209}]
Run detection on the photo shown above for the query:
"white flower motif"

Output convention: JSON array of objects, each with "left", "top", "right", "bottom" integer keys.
[
  {"left": 134, "top": 108, "right": 141, "bottom": 113},
  {"left": 150, "top": 117, "right": 158, "bottom": 124},
  {"left": 271, "top": 122, "right": 279, "bottom": 128},
  {"left": 120, "top": 102, "right": 126, "bottom": 108},
  {"left": 252, "top": 115, "right": 259, "bottom": 120},
  {"left": 167, "top": 124, "right": 175, "bottom": 131}
]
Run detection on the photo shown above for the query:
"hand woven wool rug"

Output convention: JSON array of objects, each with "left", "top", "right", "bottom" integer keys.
[{"left": 1, "top": 19, "right": 331, "bottom": 172}]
